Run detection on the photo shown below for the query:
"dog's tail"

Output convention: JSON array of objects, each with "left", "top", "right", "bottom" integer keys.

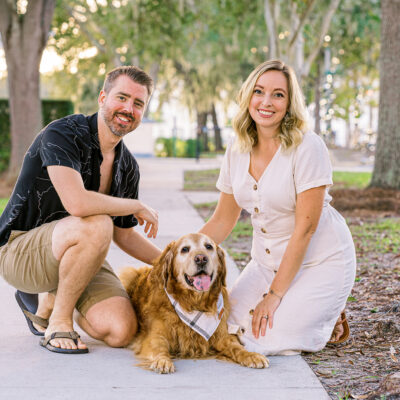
[{"left": 119, "top": 267, "right": 140, "bottom": 297}]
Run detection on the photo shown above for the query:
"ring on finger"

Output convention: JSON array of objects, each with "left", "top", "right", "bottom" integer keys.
[{"left": 261, "top": 315, "right": 269, "bottom": 321}]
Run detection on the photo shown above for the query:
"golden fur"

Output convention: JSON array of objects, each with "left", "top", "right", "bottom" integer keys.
[{"left": 120, "top": 233, "right": 269, "bottom": 373}]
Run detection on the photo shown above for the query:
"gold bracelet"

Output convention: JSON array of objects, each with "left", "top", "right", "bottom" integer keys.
[{"left": 263, "top": 289, "right": 283, "bottom": 301}]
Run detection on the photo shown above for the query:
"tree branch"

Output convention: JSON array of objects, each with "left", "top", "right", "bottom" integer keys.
[
  {"left": 288, "top": 0, "right": 317, "bottom": 49},
  {"left": 64, "top": 3, "right": 107, "bottom": 54},
  {"left": 41, "top": 0, "right": 56, "bottom": 45},
  {"left": 301, "top": 0, "right": 341, "bottom": 78},
  {"left": 0, "top": 0, "right": 12, "bottom": 40},
  {"left": 264, "top": 0, "right": 279, "bottom": 58}
]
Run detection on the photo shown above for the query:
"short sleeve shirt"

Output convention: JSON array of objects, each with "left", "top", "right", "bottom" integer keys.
[
  {"left": 216, "top": 131, "right": 334, "bottom": 268},
  {"left": 0, "top": 113, "right": 140, "bottom": 247}
]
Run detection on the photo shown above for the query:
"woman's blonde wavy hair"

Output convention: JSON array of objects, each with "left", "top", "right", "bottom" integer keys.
[{"left": 232, "top": 59, "right": 308, "bottom": 152}]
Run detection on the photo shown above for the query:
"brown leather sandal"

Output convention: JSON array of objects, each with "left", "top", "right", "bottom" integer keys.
[
  {"left": 328, "top": 311, "right": 350, "bottom": 344},
  {"left": 40, "top": 331, "right": 89, "bottom": 354}
]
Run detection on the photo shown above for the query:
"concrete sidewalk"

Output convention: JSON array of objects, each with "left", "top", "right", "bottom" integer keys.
[{"left": 0, "top": 156, "right": 329, "bottom": 400}]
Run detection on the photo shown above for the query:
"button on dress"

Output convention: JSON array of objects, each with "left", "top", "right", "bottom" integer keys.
[{"left": 217, "top": 132, "right": 356, "bottom": 355}]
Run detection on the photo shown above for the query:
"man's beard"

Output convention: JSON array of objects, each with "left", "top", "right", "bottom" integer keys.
[{"left": 100, "top": 106, "right": 135, "bottom": 138}]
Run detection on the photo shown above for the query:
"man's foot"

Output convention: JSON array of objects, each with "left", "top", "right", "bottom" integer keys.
[
  {"left": 44, "top": 318, "right": 88, "bottom": 352},
  {"left": 40, "top": 331, "right": 88, "bottom": 354},
  {"left": 31, "top": 292, "right": 55, "bottom": 334},
  {"left": 15, "top": 291, "right": 52, "bottom": 336}
]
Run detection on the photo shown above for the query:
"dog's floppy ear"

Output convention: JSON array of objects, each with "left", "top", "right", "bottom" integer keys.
[
  {"left": 153, "top": 241, "right": 175, "bottom": 287},
  {"left": 216, "top": 245, "right": 227, "bottom": 288}
]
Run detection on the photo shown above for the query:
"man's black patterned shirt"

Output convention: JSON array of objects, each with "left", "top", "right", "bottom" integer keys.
[{"left": 0, "top": 113, "right": 140, "bottom": 247}]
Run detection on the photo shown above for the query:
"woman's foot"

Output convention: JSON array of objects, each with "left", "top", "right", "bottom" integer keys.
[{"left": 328, "top": 311, "right": 350, "bottom": 344}]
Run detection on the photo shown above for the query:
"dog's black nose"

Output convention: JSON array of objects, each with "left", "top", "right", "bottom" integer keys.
[{"left": 194, "top": 254, "right": 208, "bottom": 267}]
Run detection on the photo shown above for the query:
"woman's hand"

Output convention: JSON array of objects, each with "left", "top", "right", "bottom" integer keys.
[
  {"left": 134, "top": 201, "right": 159, "bottom": 238},
  {"left": 252, "top": 293, "right": 281, "bottom": 339}
]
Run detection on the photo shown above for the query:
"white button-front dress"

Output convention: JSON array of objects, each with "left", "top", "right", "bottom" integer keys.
[{"left": 217, "top": 131, "right": 356, "bottom": 355}]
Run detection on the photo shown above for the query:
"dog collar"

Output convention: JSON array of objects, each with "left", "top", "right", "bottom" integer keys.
[{"left": 164, "top": 289, "right": 224, "bottom": 341}]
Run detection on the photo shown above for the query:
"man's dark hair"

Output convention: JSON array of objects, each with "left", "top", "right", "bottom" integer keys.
[{"left": 103, "top": 66, "right": 154, "bottom": 97}]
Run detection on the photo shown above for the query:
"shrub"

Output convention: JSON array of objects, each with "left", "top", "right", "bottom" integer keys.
[
  {"left": 155, "top": 137, "right": 204, "bottom": 158},
  {"left": 0, "top": 99, "right": 74, "bottom": 172}
]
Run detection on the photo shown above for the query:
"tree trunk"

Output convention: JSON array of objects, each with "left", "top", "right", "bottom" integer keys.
[
  {"left": 144, "top": 62, "right": 159, "bottom": 119},
  {"left": 0, "top": 0, "right": 56, "bottom": 177},
  {"left": 264, "top": 0, "right": 279, "bottom": 58},
  {"left": 314, "top": 54, "right": 322, "bottom": 135},
  {"left": 196, "top": 111, "right": 209, "bottom": 152},
  {"left": 210, "top": 103, "right": 223, "bottom": 151},
  {"left": 345, "top": 117, "right": 351, "bottom": 148},
  {"left": 370, "top": 0, "right": 400, "bottom": 189}
]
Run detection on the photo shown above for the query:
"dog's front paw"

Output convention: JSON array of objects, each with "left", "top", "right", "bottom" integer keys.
[
  {"left": 239, "top": 352, "right": 269, "bottom": 369},
  {"left": 150, "top": 357, "right": 175, "bottom": 374}
]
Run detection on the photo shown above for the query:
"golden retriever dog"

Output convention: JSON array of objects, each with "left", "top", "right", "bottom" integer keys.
[{"left": 120, "top": 233, "right": 269, "bottom": 374}]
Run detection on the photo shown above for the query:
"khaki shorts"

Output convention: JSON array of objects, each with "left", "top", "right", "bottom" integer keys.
[{"left": 0, "top": 220, "right": 129, "bottom": 316}]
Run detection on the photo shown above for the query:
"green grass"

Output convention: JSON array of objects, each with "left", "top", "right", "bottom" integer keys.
[
  {"left": 227, "top": 250, "right": 249, "bottom": 259},
  {"left": 350, "top": 218, "right": 400, "bottom": 253},
  {"left": 193, "top": 201, "right": 218, "bottom": 209},
  {"left": 184, "top": 169, "right": 371, "bottom": 191},
  {"left": 332, "top": 171, "right": 371, "bottom": 189},
  {"left": 230, "top": 220, "right": 253, "bottom": 239},
  {"left": 183, "top": 169, "right": 219, "bottom": 191},
  {"left": 0, "top": 198, "right": 8, "bottom": 214}
]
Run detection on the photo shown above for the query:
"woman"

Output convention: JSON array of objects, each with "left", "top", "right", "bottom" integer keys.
[{"left": 200, "top": 59, "right": 356, "bottom": 355}]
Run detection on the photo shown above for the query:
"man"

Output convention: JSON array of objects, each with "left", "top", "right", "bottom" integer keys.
[{"left": 0, "top": 66, "right": 162, "bottom": 354}]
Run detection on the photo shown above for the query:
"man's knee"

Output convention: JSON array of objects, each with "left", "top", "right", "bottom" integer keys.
[
  {"left": 52, "top": 215, "right": 113, "bottom": 261},
  {"left": 106, "top": 318, "right": 137, "bottom": 348},
  {"left": 69, "top": 215, "right": 113, "bottom": 248},
  {"left": 80, "top": 215, "right": 113, "bottom": 245},
  {"left": 84, "top": 297, "right": 137, "bottom": 347}
]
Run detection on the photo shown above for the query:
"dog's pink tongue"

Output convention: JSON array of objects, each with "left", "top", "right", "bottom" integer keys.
[{"left": 193, "top": 274, "right": 211, "bottom": 291}]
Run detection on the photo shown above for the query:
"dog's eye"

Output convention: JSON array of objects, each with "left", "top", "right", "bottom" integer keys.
[
  {"left": 205, "top": 243, "right": 213, "bottom": 250},
  {"left": 181, "top": 246, "right": 190, "bottom": 253}
]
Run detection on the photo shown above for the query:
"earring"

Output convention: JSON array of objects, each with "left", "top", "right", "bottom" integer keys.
[{"left": 283, "top": 112, "right": 292, "bottom": 129}]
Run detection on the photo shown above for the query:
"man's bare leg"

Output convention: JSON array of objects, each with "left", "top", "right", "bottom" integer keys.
[
  {"left": 43, "top": 214, "right": 113, "bottom": 350},
  {"left": 31, "top": 292, "right": 55, "bottom": 334},
  {"left": 74, "top": 296, "right": 137, "bottom": 347}
]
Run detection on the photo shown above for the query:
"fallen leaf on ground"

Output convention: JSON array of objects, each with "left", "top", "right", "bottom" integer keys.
[{"left": 390, "top": 345, "right": 398, "bottom": 362}]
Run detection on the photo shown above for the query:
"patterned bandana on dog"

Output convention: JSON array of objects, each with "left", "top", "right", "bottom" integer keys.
[{"left": 164, "top": 289, "right": 224, "bottom": 341}]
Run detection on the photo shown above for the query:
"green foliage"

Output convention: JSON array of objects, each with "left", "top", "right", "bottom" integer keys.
[
  {"left": 0, "top": 101, "right": 11, "bottom": 173},
  {"left": 328, "top": 0, "right": 380, "bottom": 121},
  {"left": 50, "top": 0, "right": 198, "bottom": 113},
  {"left": 42, "top": 99, "right": 74, "bottom": 126},
  {"left": 46, "top": 0, "right": 382, "bottom": 141},
  {"left": 0, "top": 99, "right": 74, "bottom": 172}
]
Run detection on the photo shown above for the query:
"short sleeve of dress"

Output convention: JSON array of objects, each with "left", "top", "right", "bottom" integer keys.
[
  {"left": 293, "top": 132, "right": 333, "bottom": 194},
  {"left": 40, "top": 120, "right": 81, "bottom": 173},
  {"left": 216, "top": 138, "right": 234, "bottom": 194}
]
